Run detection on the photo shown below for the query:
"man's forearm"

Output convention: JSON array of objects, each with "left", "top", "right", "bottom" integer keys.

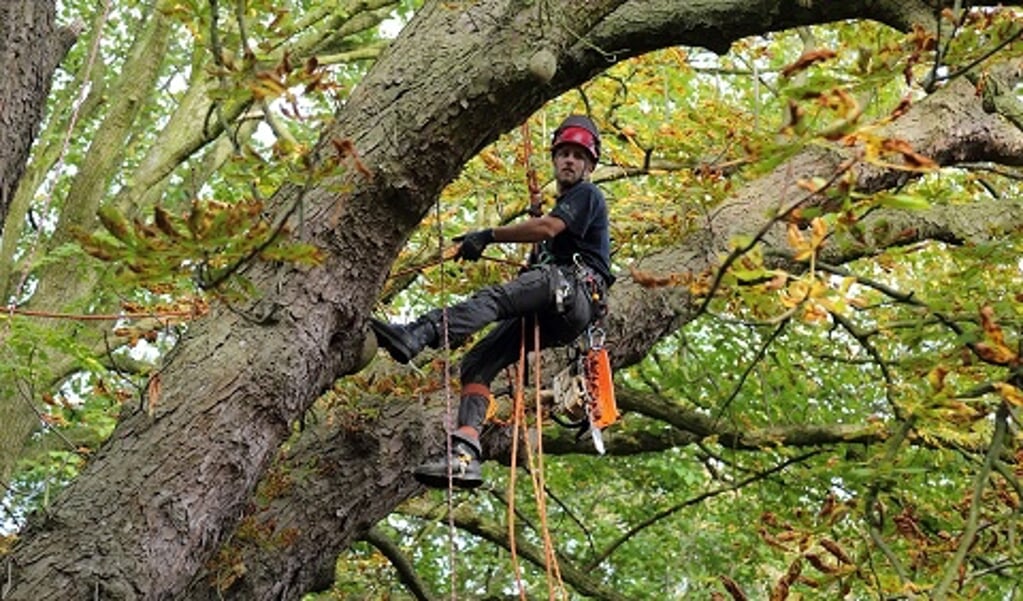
[{"left": 493, "top": 215, "right": 565, "bottom": 243}]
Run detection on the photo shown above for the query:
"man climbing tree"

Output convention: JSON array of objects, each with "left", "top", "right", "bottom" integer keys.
[{"left": 371, "top": 114, "right": 614, "bottom": 489}]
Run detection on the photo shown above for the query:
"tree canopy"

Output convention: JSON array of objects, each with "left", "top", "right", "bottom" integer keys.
[{"left": 2, "top": 0, "right": 1023, "bottom": 599}]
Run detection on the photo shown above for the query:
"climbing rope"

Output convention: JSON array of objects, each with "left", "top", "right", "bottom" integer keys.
[
  {"left": 506, "top": 320, "right": 528, "bottom": 600},
  {"left": 430, "top": 181, "right": 459, "bottom": 600},
  {"left": 505, "top": 119, "right": 567, "bottom": 600},
  {"left": 526, "top": 320, "right": 566, "bottom": 599}
]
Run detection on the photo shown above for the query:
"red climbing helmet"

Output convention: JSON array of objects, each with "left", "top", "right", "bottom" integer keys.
[{"left": 551, "top": 115, "right": 600, "bottom": 163}]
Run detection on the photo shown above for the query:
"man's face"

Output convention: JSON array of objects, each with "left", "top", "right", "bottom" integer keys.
[{"left": 553, "top": 144, "right": 593, "bottom": 188}]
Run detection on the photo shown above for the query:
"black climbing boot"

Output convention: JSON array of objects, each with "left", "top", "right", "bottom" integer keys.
[
  {"left": 370, "top": 313, "right": 438, "bottom": 364},
  {"left": 413, "top": 431, "right": 484, "bottom": 490}
]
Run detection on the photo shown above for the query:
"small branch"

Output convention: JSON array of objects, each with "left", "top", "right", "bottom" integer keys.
[
  {"left": 933, "top": 403, "right": 1010, "bottom": 599},
  {"left": 362, "top": 527, "right": 437, "bottom": 601},
  {"left": 586, "top": 451, "right": 820, "bottom": 570},
  {"left": 931, "top": 26, "right": 1023, "bottom": 89},
  {"left": 957, "top": 163, "right": 1023, "bottom": 182},
  {"left": 712, "top": 317, "right": 790, "bottom": 428},
  {"left": 862, "top": 415, "right": 917, "bottom": 584},
  {"left": 830, "top": 311, "right": 901, "bottom": 419}
]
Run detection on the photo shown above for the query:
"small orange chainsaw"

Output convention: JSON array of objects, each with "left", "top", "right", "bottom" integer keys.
[{"left": 551, "top": 330, "right": 619, "bottom": 453}]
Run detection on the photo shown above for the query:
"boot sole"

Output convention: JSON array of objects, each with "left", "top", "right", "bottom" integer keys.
[
  {"left": 369, "top": 318, "right": 416, "bottom": 363},
  {"left": 414, "top": 468, "right": 484, "bottom": 490}
]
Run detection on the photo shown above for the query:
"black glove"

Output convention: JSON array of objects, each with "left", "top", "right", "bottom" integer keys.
[{"left": 453, "top": 229, "right": 494, "bottom": 262}]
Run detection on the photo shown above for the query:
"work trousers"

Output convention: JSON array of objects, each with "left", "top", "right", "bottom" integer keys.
[{"left": 436, "top": 264, "right": 601, "bottom": 430}]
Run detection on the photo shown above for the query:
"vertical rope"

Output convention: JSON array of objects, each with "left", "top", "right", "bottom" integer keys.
[
  {"left": 434, "top": 194, "right": 457, "bottom": 600},
  {"left": 506, "top": 320, "right": 528, "bottom": 600},
  {"left": 524, "top": 322, "right": 566, "bottom": 600}
]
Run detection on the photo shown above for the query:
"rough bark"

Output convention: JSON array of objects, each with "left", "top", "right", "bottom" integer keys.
[
  {"left": 0, "top": 0, "right": 75, "bottom": 234},
  {"left": 3, "top": 0, "right": 1021, "bottom": 599},
  {"left": 185, "top": 57, "right": 1023, "bottom": 601}
]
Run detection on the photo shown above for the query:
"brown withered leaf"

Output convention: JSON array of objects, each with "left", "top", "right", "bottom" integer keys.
[
  {"left": 805, "top": 553, "right": 837, "bottom": 574},
  {"left": 881, "top": 138, "right": 938, "bottom": 171},
  {"left": 781, "top": 49, "right": 838, "bottom": 78},
  {"left": 629, "top": 266, "right": 687, "bottom": 289},
  {"left": 820, "top": 538, "right": 853, "bottom": 565},
  {"left": 980, "top": 305, "right": 1006, "bottom": 347}
]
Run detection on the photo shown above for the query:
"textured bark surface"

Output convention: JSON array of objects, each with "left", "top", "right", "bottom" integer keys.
[
  {"left": 0, "top": 1, "right": 72, "bottom": 233},
  {"left": 3, "top": 0, "right": 1022, "bottom": 599}
]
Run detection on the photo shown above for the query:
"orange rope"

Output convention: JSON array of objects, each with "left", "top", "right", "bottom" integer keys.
[
  {"left": 507, "top": 319, "right": 528, "bottom": 600},
  {"left": 524, "top": 321, "right": 566, "bottom": 600},
  {"left": 520, "top": 121, "right": 543, "bottom": 215}
]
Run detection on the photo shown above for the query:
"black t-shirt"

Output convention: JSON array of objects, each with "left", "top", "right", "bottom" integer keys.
[{"left": 541, "top": 181, "right": 614, "bottom": 286}]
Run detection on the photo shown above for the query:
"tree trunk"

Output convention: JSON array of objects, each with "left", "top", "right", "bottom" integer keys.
[
  {"left": 0, "top": 0, "right": 75, "bottom": 233},
  {"left": 4, "top": 0, "right": 1021, "bottom": 599}
]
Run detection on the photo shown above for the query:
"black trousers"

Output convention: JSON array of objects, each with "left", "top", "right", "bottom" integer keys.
[{"left": 437, "top": 264, "right": 599, "bottom": 430}]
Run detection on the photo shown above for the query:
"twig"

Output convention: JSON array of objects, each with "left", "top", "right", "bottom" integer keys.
[
  {"left": 830, "top": 311, "right": 901, "bottom": 419},
  {"left": 586, "top": 451, "right": 820, "bottom": 570},
  {"left": 931, "top": 26, "right": 1023, "bottom": 89},
  {"left": 933, "top": 404, "right": 1009, "bottom": 599},
  {"left": 712, "top": 317, "right": 790, "bottom": 428},
  {"left": 863, "top": 415, "right": 917, "bottom": 584}
]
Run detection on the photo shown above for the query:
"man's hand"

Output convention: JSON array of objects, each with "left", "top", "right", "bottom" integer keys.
[{"left": 453, "top": 229, "right": 494, "bottom": 261}]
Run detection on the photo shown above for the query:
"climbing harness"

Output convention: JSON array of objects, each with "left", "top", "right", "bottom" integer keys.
[{"left": 549, "top": 254, "right": 618, "bottom": 452}]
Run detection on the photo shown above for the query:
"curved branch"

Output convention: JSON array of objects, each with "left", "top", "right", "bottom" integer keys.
[
  {"left": 586, "top": 450, "right": 820, "bottom": 570},
  {"left": 933, "top": 403, "right": 1010, "bottom": 599},
  {"left": 361, "top": 527, "right": 437, "bottom": 601}
]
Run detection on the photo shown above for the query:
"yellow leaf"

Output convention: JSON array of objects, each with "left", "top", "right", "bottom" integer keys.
[
  {"left": 802, "top": 301, "right": 830, "bottom": 323},
  {"left": 993, "top": 382, "right": 1023, "bottom": 407},
  {"left": 478, "top": 148, "right": 504, "bottom": 172},
  {"left": 810, "top": 217, "right": 827, "bottom": 247},
  {"left": 927, "top": 366, "right": 948, "bottom": 392},
  {"left": 787, "top": 222, "right": 805, "bottom": 249}
]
